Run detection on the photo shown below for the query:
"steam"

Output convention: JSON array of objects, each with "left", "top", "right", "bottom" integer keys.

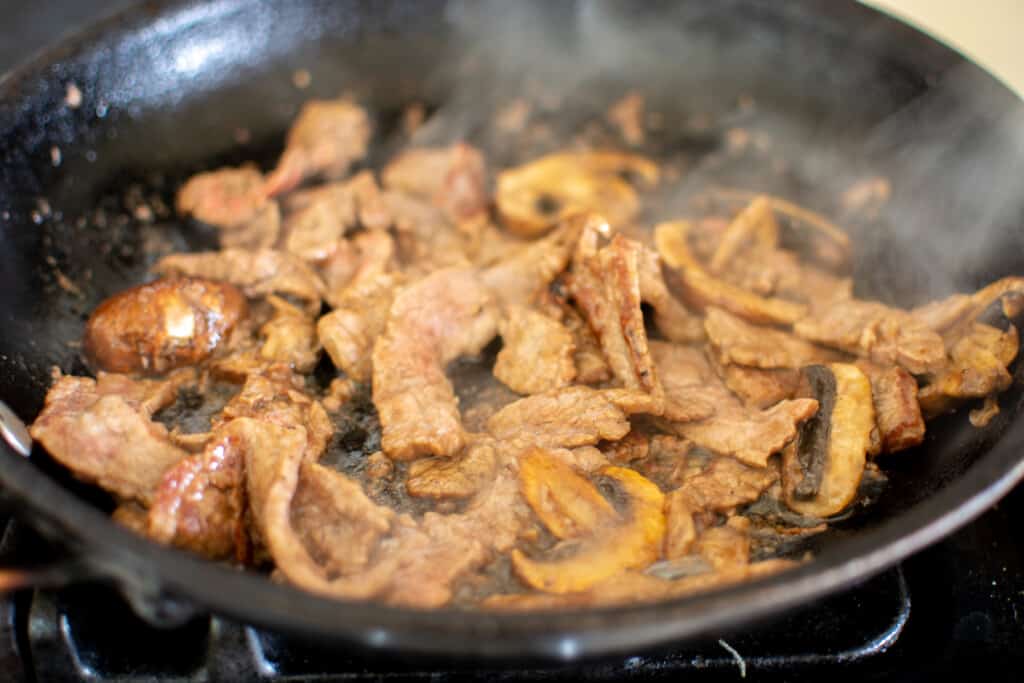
[{"left": 413, "top": 1, "right": 1024, "bottom": 304}]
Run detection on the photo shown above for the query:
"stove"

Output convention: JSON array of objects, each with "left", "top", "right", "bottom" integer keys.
[
  {"left": 3, "top": 1, "right": 1024, "bottom": 680},
  {"left": 2, "top": 486, "right": 1024, "bottom": 682}
]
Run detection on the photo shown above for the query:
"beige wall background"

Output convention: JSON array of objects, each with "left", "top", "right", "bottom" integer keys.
[{"left": 865, "top": 0, "right": 1024, "bottom": 97}]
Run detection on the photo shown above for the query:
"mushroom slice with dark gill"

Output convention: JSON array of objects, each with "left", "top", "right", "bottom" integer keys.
[
  {"left": 783, "top": 363, "right": 875, "bottom": 518},
  {"left": 496, "top": 151, "right": 658, "bottom": 238}
]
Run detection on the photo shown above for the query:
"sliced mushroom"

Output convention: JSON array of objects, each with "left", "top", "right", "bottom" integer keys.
[
  {"left": 83, "top": 277, "right": 247, "bottom": 374},
  {"left": 783, "top": 363, "right": 874, "bottom": 518},
  {"left": 695, "top": 188, "right": 851, "bottom": 271},
  {"left": 707, "top": 195, "right": 779, "bottom": 274},
  {"left": 655, "top": 220, "right": 807, "bottom": 325},
  {"left": 511, "top": 466, "right": 665, "bottom": 594},
  {"left": 496, "top": 151, "right": 657, "bottom": 237},
  {"left": 518, "top": 447, "right": 618, "bottom": 540}
]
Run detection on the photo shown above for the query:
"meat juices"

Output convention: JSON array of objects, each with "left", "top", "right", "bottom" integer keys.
[{"left": 29, "top": 95, "right": 1024, "bottom": 611}]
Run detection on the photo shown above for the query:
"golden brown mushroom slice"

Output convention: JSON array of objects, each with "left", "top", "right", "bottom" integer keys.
[
  {"left": 496, "top": 151, "right": 658, "bottom": 238},
  {"left": 707, "top": 195, "right": 779, "bottom": 274},
  {"left": 518, "top": 447, "right": 618, "bottom": 540},
  {"left": 783, "top": 363, "right": 875, "bottom": 518},
  {"left": 654, "top": 220, "right": 807, "bottom": 325},
  {"left": 696, "top": 188, "right": 852, "bottom": 271},
  {"left": 511, "top": 466, "right": 665, "bottom": 594}
]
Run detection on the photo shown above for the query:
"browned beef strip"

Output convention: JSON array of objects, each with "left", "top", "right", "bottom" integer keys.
[
  {"left": 29, "top": 373, "right": 190, "bottom": 504},
  {"left": 155, "top": 249, "right": 325, "bottom": 312},
  {"left": 372, "top": 268, "right": 498, "bottom": 459},
  {"left": 318, "top": 273, "right": 400, "bottom": 383},
  {"left": 649, "top": 342, "right": 818, "bottom": 467},
  {"left": 647, "top": 341, "right": 716, "bottom": 422},
  {"left": 215, "top": 366, "right": 333, "bottom": 462},
  {"left": 570, "top": 233, "right": 664, "bottom": 402},
  {"left": 481, "top": 214, "right": 586, "bottom": 307},
  {"left": 258, "top": 295, "right": 320, "bottom": 373},
  {"left": 494, "top": 305, "right": 576, "bottom": 395},
  {"left": 176, "top": 164, "right": 267, "bottom": 230},
  {"left": 383, "top": 190, "right": 473, "bottom": 274},
  {"left": 382, "top": 143, "right": 489, "bottom": 228},
  {"left": 793, "top": 299, "right": 946, "bottom": 375},
  {"left": 918, "top": 323, "right": 1019, "bottom": 417},
  {"left": 284, "top": 171, "right": 389, "bottom": 262},
  {"left": 486, "top": 386, "right": 631, "bottom": 449},
  {"left": 264, "top": 99, "right": 372, "bottom": 197},
  {"left": 856, "top": 360, "right": 925, "bottom": 454},
  {"left": 704, "top": 306, "right": 838, "bottom": 369},
  {"left": 719, "top": 363, "right": 801, "bottom": 409},
  {"left": 146, "top": 419, "right": 249, "bottom": 562},
  {"left": 407, "top": 442, "right": 498, "bottom": 500},
  {"left": 677, "top": 456, "right": 778, "bottom": 512}
]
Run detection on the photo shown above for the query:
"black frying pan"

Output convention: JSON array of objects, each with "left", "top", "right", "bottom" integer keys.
[{"left": 2, "top": 0, "right": 1024, "bottom": 660}]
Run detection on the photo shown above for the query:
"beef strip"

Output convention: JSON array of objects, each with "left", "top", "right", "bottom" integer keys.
[
  {"left": 257, "top": 295, "right": 320, "bottom": 373},
  {"left": 322, "top": 230, "right": 396, "bottom": 307},
  {"left": 216, "top": 366, "right": 333, "bottom": 461},
  {"left": 318, "top": 272, "right": 401, "bottom": 383},
  {"left": 671, "top": 399, "right": 818, "bottom": 469},
  {"left": 918, "top": 322, "right": 1019, "bottom": 417},
  {"left": 176, "top": 164, "right": 267, "bottom": 230},
  {"left": 676, "top": 456, "right": 778, "bottom": 513},
  {"left": 372, "top": 268, "right": 498, "bottom": 459},
  {"left": 481, "top": 214, "right": 587, "bottom": 307},
  {"left": 382, "top": 143, "right": 489, "bottom": 229},
  {"left": 264, "top": 99, "right": 372, "bottom": 197},
  {"left": 719, "top": 363, "right": 801, "bottom": 409},
  {"left": 486, "top": 386, "right": 631, "bottom": 449},
  {"left": 856, "top": 360, "right": 925, "bottom": 454},
  {"left": 407, "top": 442, "right": 498, "bottom": 500},
  {"left": 146, "top": 419, "right": 249, "bottom": 562},
  {"left": 663, "top": 488, "right": 697, "bottom": 559},
  {"left": 649, "top": 342, "right": 818, "bottom": 467},
  {"left": 244, "top": 418, "right": 393, "bottom": 598},
  {"left": 284, "top": 171, "right": 389, "bottom": 262},
  {"left": 494, "top": 305, "right": 576, "bottom": 395},
  {"left": 250, "top": 425, "right": 530, "bottom": 606},
  {"left": 570, "top": 233, "right": 664, "bottom": 402},
  {"left": 292, "top": 461, "right": 396, "bottom": 576},
  {"left": 29, "top": 372, "right": 191, "bottom": 504},
  {"left": 696, "top": 520, "right": 751, "bottom": 571},
  {"left": 560, "top": 301, "right": 612, "bottom": 384},
  {"left": 704, "top": 306, "right": 838, "bottom": 369},
  {"left": 383, "top": 190, "right": 472, "bottom": 273},
  {"left": 793, "top": 299, "right": 945, "bottom": 375},
  {"left": 647, "top": 341, "right": 717, "bottom": 422},
  {"left": 155, "top": 248, "right": 325, "bottom": 312}
]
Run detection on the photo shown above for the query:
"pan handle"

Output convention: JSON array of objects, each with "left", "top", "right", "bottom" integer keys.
[
  {"left": 0, "top": 400, "right": 100, "bottom": 593},
  {"left": 0, "top": 559, "right": 97, "bottom": 593},
  {"left": 0, "top": 400, "right": 200, "bottom": 627}
]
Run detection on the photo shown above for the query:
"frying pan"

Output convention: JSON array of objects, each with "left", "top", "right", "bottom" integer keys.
[{"left": 2, "top": 0, "right": 1024, "bottom": 660}]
